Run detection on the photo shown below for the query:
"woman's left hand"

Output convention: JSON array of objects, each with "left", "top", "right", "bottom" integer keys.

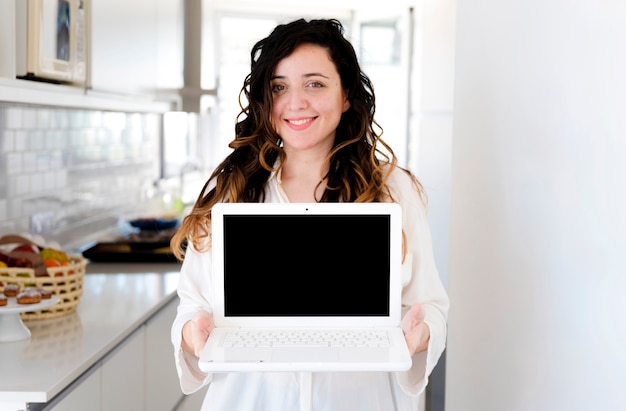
[{"left": 401, "top": 303, "right": 430, "bottom": 355}]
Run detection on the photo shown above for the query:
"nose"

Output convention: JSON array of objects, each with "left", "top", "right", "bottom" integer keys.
[{"left": 285, "top": 87, "right": 308, "bottom": 110}]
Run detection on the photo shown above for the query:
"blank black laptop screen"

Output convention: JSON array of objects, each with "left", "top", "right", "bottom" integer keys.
[{"left": 222, "top": 214, "right": 391, "bottom": 317}]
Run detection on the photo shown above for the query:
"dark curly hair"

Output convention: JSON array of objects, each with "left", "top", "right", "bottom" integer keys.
[{"left": 172, "top": 18, "right": 419, "bottom": 259}]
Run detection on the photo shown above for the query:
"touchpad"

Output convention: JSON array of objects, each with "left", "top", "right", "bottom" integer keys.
[
  {"left": 272, "top": 348, "right": 340, "bottom": 362},
  {"left": 225, "top": 348, "right": 272, "bottom": 362}
]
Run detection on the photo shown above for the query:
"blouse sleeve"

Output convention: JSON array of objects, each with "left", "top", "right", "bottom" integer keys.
[
  {"left": 170, "top": 241, "right": 215, "bottom": 394},
  {"left": 390, "top": 168, "right": 450, "bottom": 396}
]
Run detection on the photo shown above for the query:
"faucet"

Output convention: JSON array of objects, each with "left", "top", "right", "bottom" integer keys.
[{"left": 179, "top": 160, "right": 202, "bottom": 207}]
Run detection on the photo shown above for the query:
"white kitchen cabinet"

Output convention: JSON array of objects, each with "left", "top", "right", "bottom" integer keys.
[
  {"left": 42, "top": 299, "right": 182, "bottom": 411},
  {"left": 145, "top": 297, "right": 181, "bottom": 411},
  {"left": 90, "top": 0, "right": 183, "bottom": 97},
  {"left": 48, "top": 368, "right": 102, "bottom": 411},
  {"left": 0, "top": 272, "right": 181, "bottom": 411},
  {"left": 41, "top": 328, "right": 147, "bottom": 411},
  {"left": 0, "top": 0, "right": 15, "bottom": 79},
  {"left": 31, "top": 298, "right": 183, "bottom": 411},
  {"left": 0, "top": 0, "right": 178, "bottom": 111},
  {"left": 100, "top": 298, "right": 182, "bottom": 411},
  {"left": 101, "top": 326, "right": 146, "bottom": 411},
  {"left": 155, "top": 0, "right": 185, "bottom": 92}
]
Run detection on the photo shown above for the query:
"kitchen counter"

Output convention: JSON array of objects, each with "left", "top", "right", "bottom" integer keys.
[{"left": 0, "top": 262, "right": 182, "bottom": 411}]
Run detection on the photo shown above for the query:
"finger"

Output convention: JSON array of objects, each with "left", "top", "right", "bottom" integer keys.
[
  {"left": 402, "top": 303, "right": 424, "bottom": 331},
  {"left": 191, "top": 311, "right": 214, "bottom": 357},
  {"left": 195, "top": 311, "right": 214, "bottom": 332}
]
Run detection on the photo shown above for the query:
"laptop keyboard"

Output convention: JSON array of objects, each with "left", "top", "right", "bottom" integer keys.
[{"left": 223, "top": 329, "right": 392, "bottom": 348}]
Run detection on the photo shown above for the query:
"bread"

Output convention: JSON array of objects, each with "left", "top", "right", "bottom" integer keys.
[
  {"left": 3, "top": 283, "right": 20, "bottom": 297},
  {"left": 16, "top": 289, "right": 42, "bottom": 304},
  {"left": 28, "top": 287, "right": 52, "bottom": 299}
]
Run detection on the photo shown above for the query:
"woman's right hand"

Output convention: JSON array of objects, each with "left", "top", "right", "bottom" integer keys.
[{"left": 181, "top": 310, "right": 214, "bottom": 358}]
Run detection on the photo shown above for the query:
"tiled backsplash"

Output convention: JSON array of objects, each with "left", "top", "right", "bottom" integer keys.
[{"left": 0, "top": 103, "right": 161, "bottom": 249}]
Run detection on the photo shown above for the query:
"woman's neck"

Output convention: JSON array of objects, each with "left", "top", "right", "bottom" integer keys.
[{"left": 280, "top": 150, "right": 329, "bottom": 202}]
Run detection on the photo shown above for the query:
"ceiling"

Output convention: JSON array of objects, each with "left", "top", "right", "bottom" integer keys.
[{"left": 209, "top": 0, "right": 418, "bottom": 18}]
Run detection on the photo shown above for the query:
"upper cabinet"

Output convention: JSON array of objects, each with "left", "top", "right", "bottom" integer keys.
[
  {"left": 90, "top": 0, "right": 183, "bottom": 97},
  {"left": 0, "top": 0, "right": 183, "bottom": 111},
  {"left": 0, "top": 0, "right": 16, "bottom": 79}
]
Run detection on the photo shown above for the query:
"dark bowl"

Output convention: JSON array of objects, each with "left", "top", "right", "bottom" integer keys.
[{"left": 129, "top": 217, "right": 179, "bottom": 232}]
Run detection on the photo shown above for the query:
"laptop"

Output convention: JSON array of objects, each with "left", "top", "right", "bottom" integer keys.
[{"left": 198, "top": 202, "right": 411, "bottom": 373}]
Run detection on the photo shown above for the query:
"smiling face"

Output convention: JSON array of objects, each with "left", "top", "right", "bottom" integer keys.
[{"left": 270, "top": 43, "right": 351, "bottom": 154}]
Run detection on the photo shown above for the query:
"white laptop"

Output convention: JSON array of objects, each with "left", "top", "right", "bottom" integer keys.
[{"left": 198, "top": 202, "right": 411, "bottom": 373}]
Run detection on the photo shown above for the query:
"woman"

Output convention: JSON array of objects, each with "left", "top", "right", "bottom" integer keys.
[{"left": 170, "top": 18, "right": 449, "bottom": 410}]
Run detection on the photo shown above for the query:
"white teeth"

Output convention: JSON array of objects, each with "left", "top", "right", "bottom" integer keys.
[{"left": 288, "top": 118, "right": 312, "bottom": 126}]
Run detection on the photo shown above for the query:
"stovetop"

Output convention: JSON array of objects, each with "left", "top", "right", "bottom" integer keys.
[{"left": 81, "top": 228, "right": 179, "bottom": 263}]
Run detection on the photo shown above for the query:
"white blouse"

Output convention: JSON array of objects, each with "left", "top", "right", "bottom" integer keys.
[{"left": 171, "top": 166, "right": 450, "bottom": 410}]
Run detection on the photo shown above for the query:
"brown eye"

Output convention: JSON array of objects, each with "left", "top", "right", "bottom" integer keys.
[{"left": 271, "top": 84, "right": 285, "bottom": 93}]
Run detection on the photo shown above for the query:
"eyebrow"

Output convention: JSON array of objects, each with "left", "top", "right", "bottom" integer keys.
[{"left": 271, "top": 73, "right": 330, "bottom": 80}]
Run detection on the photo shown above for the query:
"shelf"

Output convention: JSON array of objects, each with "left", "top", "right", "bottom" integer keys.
[{"left": 0, "top": 77, "right": 176, "bottom": 113}]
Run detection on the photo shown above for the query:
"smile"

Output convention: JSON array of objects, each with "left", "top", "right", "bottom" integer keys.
[{"left": 287, "top": 117, "right": 314, "bottom": 126}]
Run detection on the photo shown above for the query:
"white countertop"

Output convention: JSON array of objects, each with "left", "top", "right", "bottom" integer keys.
[{"left": 0, "top": 262, "right": 181, "bottom": 409}]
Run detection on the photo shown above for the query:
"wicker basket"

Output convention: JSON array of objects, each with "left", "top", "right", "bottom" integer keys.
[
  {"left": 0, "top": 235, "right": 87, "bottom": 320},
  {"left": 0, "top": 257, "right": 86, "bottom": 320}
]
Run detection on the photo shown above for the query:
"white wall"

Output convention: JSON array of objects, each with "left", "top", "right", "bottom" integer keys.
[
  {"left": 446, "top": 1, "right": 626, "bottom": 410},
  {"left": 412, "top": 0, "right": 456, "bottom": 290}
]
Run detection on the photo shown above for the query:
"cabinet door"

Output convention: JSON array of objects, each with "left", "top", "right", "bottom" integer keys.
[
  {"left": 101, "top": 327, "right": 146, "bottom": 411},
  {"left": 91, "top": 0, "right": 157, "bottom": 95},
  {"left": 145, "top": 297, "right": 182, "bottom": 410},
  {"left": 90, "top": 0, "right": 183, "bottom": 96},
  {"left": 155, "top": 0, "right": 184, "bottom": 90},
  {"left": 0, "top": 0, "right": 15, "bottom": 79},
  {"left": 50, "top": 368, "right": 102, "bottom": 411}
]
